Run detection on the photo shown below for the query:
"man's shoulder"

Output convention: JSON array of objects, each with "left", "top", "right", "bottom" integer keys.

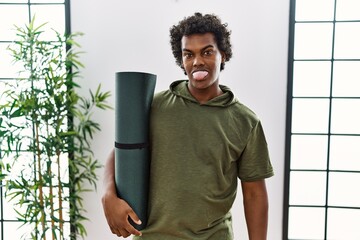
[
  {"left": 153, "top": 89, "right": 172, "bottom": 101},
  {"left": 151, "top": 89, "right": 173, "bottom": 108},
  {"left": 229, "top": 100, "right": 259, "bottom": 123},
  {"left": 154, "top": 89, "right": 171, "bottom": 98}
]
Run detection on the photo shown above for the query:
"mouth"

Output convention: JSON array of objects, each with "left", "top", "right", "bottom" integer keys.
[{"left": 192, "top": 70, "right": 209, "bottom": 81}]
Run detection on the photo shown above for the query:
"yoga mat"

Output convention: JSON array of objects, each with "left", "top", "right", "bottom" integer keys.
[{"left": 114, "top": 71, "right": 156, "bottom": 231}]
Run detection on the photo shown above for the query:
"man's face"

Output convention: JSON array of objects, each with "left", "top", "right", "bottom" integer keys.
[{"left": 181, "top": 33, "right": 224, "bottom": 93}]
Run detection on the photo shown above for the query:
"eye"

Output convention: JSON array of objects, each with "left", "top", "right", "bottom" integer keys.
[
  {"left": 203, "top": 49, "right": 214, "bottom": 56},
  {"left": 183, "top": 52, "right": 193, "bottom": 59}
]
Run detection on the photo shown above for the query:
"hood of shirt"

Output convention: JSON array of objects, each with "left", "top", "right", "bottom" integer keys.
[{"left": 169, "top": 80, "right": 238, "bottom": 107}]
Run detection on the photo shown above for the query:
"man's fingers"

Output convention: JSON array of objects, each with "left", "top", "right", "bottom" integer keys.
[
  {"left": 124, "top": 211, "right": 142, "bottom": 236},
  {"left": 125, "top": 220, "right": 142, "bottom": 236},
  {"left": 119, "top": 229, "right": 130, "bottom": 238},
  {"left": 110, "top": 225, "right": 134, "bottom": 238},
  {"left": 128, "top": 210, "right": 142, "bottom": 225},
  {"left": 110, "top": 227, "right": 123, "bottom": 238},
  {"left": 110, "top": 227, "right": 116, "bottom": 233}
]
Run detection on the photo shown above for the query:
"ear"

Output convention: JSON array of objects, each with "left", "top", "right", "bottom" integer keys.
[
  {"left": 221, "top": 52, "right": 226, "bottom": 63},
  {"left": 180, "top": 63, "right": 187, "bottom": 75}
]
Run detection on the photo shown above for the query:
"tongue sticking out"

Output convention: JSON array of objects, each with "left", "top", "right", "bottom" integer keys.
[{"left": 192, "top": 71, "right": 208, "bottom": 80}]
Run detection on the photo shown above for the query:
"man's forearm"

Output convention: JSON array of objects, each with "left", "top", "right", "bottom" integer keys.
[
  {"left": 103, "top": 149, "right": 117, "bottom": 196},
  {"left": 241, "top": 180, "right": 269, "bottom": 240}
]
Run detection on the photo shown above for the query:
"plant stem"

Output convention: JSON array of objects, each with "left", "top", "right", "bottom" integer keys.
[
  {"left": 46, "top": 122, "right": 55, "bottom": 240},
  {"left": 49, "top": 164, "right": 55, "bottom": 239},
  {"left": 57, "top": 150, "right": 64, "bottom": 239},
  {"left": 35, "top": 122, "right": 47, "bottom": 240},
  {"left": 49, "top": 165, "right": 55, "bottom": 240}
]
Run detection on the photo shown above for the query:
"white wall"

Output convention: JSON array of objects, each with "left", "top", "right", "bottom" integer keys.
[{"left": 70, "top": 0, "right": 289, "bottom": 239}]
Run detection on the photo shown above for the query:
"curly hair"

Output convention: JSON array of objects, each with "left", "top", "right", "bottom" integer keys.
[{"left": 169, "top": 12, "right": 232, "bottom": 72}]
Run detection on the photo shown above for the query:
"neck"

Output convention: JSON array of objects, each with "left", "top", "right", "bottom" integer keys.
[{"left": 187, "top": 84, "right": 223, "bottom": 104}]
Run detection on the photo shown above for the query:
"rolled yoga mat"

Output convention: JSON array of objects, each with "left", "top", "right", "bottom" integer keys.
[{"left": 115, "top": 71, "right": 156, "bottom": 230}]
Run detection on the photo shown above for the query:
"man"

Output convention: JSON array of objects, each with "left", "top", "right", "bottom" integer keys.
[{"left": 102, "top": 12, "right": 274, "bottom": 239}]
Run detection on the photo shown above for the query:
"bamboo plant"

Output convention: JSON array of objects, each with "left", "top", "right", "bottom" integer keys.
[{"left": 0, "top": 18, "right": 111, "bottom": 239}]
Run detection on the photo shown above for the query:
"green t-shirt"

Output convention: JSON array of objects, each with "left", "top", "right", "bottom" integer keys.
[{"left": 134, "top": 80, "right": 273, "bottom": 239}]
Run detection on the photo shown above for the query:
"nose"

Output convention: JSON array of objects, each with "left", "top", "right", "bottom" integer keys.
[{"left": 193, "top": 55, "right": 204, "bottom": 67}]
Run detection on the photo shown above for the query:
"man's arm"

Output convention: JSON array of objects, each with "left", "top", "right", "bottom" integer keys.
[
  {"left": 241, "top": 179, "right": 269, "bottom": 240},
  {"left": 101, "top": 149, "right": 142, "bottom": 238}
]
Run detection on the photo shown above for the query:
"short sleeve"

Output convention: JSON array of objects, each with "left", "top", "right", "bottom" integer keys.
[{"left": 237, "top": 120, "right": 274, "bottom": 181}]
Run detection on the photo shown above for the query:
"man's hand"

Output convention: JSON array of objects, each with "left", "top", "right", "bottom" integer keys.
[
  {"left": 102, "top": 192, "right": 142, "bottom": 238},
  {"left": 102, "top": 149, "right": 142, "bottom": 238}
]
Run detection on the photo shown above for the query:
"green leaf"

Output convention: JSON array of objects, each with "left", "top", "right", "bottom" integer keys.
[
  {"left": 1, "top": 15, "right": 113, "bottom": 240},
  {"left": 10, "top": 108, "right": 22, "bottom": 118}
]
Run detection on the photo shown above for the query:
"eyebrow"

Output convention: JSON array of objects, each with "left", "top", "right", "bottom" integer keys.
[{"left": 182, "top": 44, "right": 215, "bottom": 52}]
